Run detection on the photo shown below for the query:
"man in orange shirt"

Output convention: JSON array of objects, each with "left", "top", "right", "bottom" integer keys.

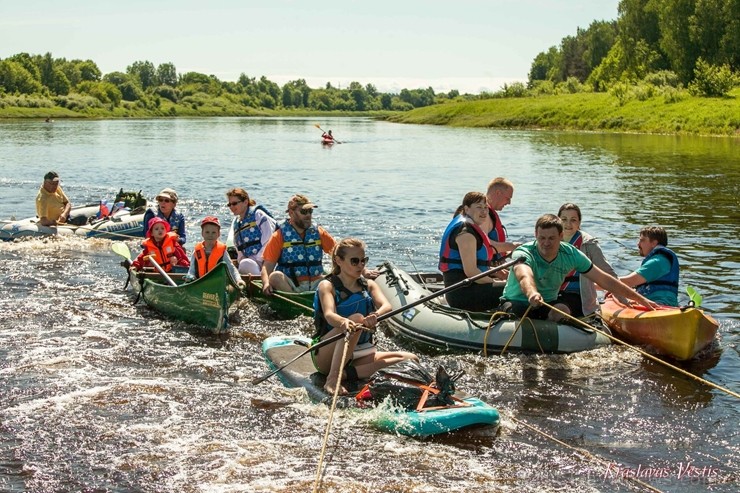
[{"left": 260, "top": 194, "right": 335, "bottom": 294}]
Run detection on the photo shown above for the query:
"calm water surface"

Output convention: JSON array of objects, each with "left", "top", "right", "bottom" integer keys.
[{"left": 0, "top": 118, "right": 738, "bottom": 492}]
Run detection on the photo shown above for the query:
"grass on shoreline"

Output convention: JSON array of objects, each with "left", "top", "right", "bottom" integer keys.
[
  {"left": 385, "top": 89, "right": 740, "bottom": 137},
  {"left": 2, "top": 89, "right": 738, "bottom": 137}
]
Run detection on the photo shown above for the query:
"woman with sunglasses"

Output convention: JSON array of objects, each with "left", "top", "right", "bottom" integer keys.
[
  {"left": 142, "top": 188, "right": 187, "bottom": 245},
  {"left": 312, "top": 238, "right": 418, "bottom": 395},
  {"left": 438, "top": 191, "right": 502, "bottom": 312},
  {"left": 226, "top": 188, "right": 277, "bottom": 275}
]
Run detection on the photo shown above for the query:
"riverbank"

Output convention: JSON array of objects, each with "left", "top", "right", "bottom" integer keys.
[
  {"left": 0, "top": 94, "right": 396, "bottom": 119},
  {"left": 384, "top": 89, "right": 740, "bottom": 137}
]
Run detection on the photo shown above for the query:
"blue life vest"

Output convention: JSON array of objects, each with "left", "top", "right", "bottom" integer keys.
[
  {"left": 560, "top": 231, "right": 584, "bottom": 292},
  {"left": 313, "top": 275, "right": 375, "bottom": 345},
  {"left": 276, "top": 220, "right": 324, "bottom": 285},
  {"left": 636, "top": 246, "right": 679, "bottom": 301},
  {"left": 439, "top": 215, "right": 492, "bottom": 272},
  {"left": 233, "top": 205, "right": 274, "bottom": 256}
]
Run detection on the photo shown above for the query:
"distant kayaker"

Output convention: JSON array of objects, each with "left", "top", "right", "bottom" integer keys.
[
  {"left": 130, "top": 217, "right": 189, "bottom": 273},
  {"left": 500, "top": 214, "right": 657, "bottom": 321},
  {"left": 35, "top": 171, "right": 72, "bottom": 226},
  {"left": 322, "top": 130, "right": 334, "bottom": 142},
  {"left": 142, "top": 188, "right": 187, "bottom": 245},
  {"left": 184, "top": 216, "right": 244, "bottom": 287},
  {"left": 226, "top": 187, "right": 277, "bottom": 275},
  {"left": 619, "top": 226, "right": 679, "bottom": 307},
  {"left": 312, "top": 237, "right": 418, "bottom": 395},
  {"left": 439, "top": 191, "right": 503, "bottom": 311},
  {"left": 557, "top": 203, "right": 619, "bottom": 316},
  {"left": 484, "top": 177, "right": 521, "bottom": 275}
]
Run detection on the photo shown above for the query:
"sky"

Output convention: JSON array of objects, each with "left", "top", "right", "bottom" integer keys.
[{"left": 0, "top": 0, "right": 620, "bottom": 94}]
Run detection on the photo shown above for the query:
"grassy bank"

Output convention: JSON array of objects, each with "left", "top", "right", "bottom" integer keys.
[
  {"left": 0, "top": 94, "right": 396, "bottom": 119},
  {"left": 384, "top": 89, "right": 740, "bottom": 137}
]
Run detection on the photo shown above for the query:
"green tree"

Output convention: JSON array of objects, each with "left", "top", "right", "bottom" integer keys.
[
  {"left": 7, "top": 53, "right": 41, "bottom": 83},
  {"left": 78, "top": 60, "right": 101, "bottom": 82},
  {"left": 528, "top": 46, "right": 561, "bottom": 84},
  {"left": 0, "top": 60, "right": 43, "bottom": 93},
  {"left": 651, "top": 0, "right": 698, "bottom": 84},
  {"left": 127, "top": 60, "right": 156, "bottom": 89},
  {"left": 348, "top": 81, "right": 367, "bottom": 110},
  {"left": 156, "top": 62, "right": 178, "bottom": 87}
]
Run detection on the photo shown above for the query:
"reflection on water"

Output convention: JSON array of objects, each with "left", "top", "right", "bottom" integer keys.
[{"left": 1, "top": 119, "right": 738, "bottom": 492}]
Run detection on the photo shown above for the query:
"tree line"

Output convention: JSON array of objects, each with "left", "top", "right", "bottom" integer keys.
[
  {"left": 0, "top": 53, "right": 458, "bottom": 113},
  {"left": 528, "top": 0, "right": 738, "bottom": 96}
]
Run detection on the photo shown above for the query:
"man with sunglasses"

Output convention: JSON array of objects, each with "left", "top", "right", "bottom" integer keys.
[
  {"left": 141, "top": 188, "right": 187, "bottom": 245},
  {"left": 260, "top": 194, "right": 335, "bottom": 295}
]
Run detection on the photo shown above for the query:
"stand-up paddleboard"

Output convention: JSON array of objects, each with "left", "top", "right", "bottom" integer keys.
[{"left": 261, "top": 336, "right": 500, "bottom": 437}]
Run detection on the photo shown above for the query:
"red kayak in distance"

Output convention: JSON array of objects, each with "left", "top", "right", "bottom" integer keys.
[{"left": 321, "top": 137, "right": 335, "bottom": 145}]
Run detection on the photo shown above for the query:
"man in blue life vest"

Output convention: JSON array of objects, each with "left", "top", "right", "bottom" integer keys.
[
  {"left": 619, "top": 226, "right": 679, "bottom": 307},
  {"left": 500, "top": 214, "right": 657, "bottom": 320}
]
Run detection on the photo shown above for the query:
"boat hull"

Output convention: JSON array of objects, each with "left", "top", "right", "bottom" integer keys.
[
  {"left": 599, "top": 297, "right": 718, "bottom": 360},
  {"left": 2, "top": 205, "right": 145, "bottom": 241},
  {"left": 262, "top": 336, "right": 500, "bottom": 437},
  {"left": 128, "top": 263, "right": 240, "bottom": 334},
  {"left": 376, "top": 261, "right": 611, "bottom": 354},
  {"left": 242, "top": 279, "right": 315, "bottom": 319}
]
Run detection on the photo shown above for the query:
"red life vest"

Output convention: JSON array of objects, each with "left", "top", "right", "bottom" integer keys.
[
  {"left": 141, "top": 232, "right": 180, "bottom": 272},
  {"left": 560, "top": 231, "right": 584, "bottom": 292},
  {"left": 194, "top": 241, "right": 227, "bottom": 278}
]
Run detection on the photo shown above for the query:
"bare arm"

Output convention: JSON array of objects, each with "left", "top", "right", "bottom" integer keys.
[
  {"left": 619, "top": 271, "right": 648, "bottom": 287},
  {"left": 512, "top": 263, "right": 544, "bottom": 306},
  {"left": 260, "top": 260, "right": 276, "bottom": 295},
  {"left": 457, "top": 232, "right": 496, "bottom": 284},
  {"left": 585, "top": 266, "right": 656, "bottom": 310}
]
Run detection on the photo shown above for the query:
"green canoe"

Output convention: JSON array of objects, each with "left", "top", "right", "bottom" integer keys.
[
  {"left": 128, "top": 263, "right": 241, "bottom": 334},
  {"left": 241, "top": 278, "right": 315, "bottom": 319}
]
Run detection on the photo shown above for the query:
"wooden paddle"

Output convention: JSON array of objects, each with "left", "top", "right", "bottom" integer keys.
[
  {"left": 314, "top": 123, "right": 341, "bottom": 144},
  {"left": 111, "top": 241, "right": 177, "bottom": 287},
  {"left": 251, "top": 256, "right": 524, "bottom": 384}
]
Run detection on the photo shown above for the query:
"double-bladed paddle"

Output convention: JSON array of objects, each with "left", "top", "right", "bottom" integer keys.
[
  {"left": 314, "top": 123, "right": 342, "bottom": 144},
  {"left": 251, "top": 256, "right": 524, "bottom": 385}
]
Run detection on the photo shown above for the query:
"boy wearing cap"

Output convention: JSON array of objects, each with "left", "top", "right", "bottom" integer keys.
[
  {"left": 184, "top": 216, "right": 245, "bottom": 288},
  {"left": 260, "top": 194, "right": 342, "bottom": 295},
  {"left": 36, "top": 171, "right": 72, "bottom": 226},
  {"left": 142, "top": 188, "right": 187, "bottom": 245},
  {"left": 130, "top": 217, "right": 190, "bottom": 272}
]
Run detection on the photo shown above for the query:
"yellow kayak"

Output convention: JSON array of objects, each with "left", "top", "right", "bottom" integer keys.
[{"left": 599, "top": 296, "right": 718, "bottom": 360}]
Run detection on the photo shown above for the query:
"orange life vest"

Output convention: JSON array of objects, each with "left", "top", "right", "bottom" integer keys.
[
  {"left": 194, "top": 241, "right": 227, "bottom": 278},
  {"left": 141, "top": 232, "right": 180, "bottom": 272}
]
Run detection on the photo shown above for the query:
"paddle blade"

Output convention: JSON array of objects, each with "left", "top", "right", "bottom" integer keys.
[
  {"left": 111, "top": 241, "right": 131, "bottom": 261},
  {"left": 314, "top": 123, "right": 322, "bottom": 129},
  {"left": 686, "top": 286, "right": 703, "bottom": 307}
]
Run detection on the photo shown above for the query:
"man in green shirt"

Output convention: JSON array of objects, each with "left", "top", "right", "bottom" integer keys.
[{"left": 501, "top": 214, "right": 656, "bottom": 320}]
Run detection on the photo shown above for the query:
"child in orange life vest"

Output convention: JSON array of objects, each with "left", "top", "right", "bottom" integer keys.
[
  {"left": 184, "top": 216, "right": 245, "bottom": 288},
  {"left": 130, "top": 217, "right": 190, "bottom": 272}
]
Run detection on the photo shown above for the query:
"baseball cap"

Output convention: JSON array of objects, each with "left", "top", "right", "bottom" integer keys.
[
  {"left": 44, "top": 171, "right": 60, "bottom": 182},
  {"left": 200, "top": 215, "right": 221, "bottom": 228},
  {"left": 156, "top": 188, "right": 178, "bottom": 202},
  {"left": 287, "top": 194, "right": 317, "bottom": 212}
]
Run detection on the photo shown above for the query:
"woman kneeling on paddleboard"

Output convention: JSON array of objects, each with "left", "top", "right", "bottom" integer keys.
[{"left": 313, "top": 238, "right": 418, "bottom": 395}]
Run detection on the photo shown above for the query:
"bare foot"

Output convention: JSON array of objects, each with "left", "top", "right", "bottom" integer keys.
[{"left": 324, "top": 380, "right": 348, "bottom": 395}]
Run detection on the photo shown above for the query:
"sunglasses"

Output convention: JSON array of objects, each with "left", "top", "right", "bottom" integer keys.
[
  {"left": 157, "top": 198, "right": 173, "bottom": 203},
  {"left": 348, "top": 256, "right": 369, "bottom": 266},
  {"left": 298, "top": 208, "right": 313, "bottom": 215},
  {"left": 227, "top": 200, "right": 243, "bottom": 207}
]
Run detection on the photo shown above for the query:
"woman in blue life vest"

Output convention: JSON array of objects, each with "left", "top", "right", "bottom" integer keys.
[
  {"left": 438, "top": 192, "right": 501, "bottom": 311},
  {"left": 142, "top": 188, "right": 187, "bottom": 245},
  {"left": 226, "top": 187, "right": 277, "bottom": 275},
  {"left": 312, "top": 238, "right": 418, "bottom": 395},
  {"left": 557, "top": 203, "right": 619, "bottom": 316}
]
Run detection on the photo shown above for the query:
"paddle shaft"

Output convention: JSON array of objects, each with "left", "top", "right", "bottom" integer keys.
[
  {"left": 315, "top": 124, "right": 341, "bottom": 144},
  {"left": 251, "top": 257, "right": 523, "bottom": 385},
  {"left": 145, "top": 255, "right": 178, "bottom": 287}
]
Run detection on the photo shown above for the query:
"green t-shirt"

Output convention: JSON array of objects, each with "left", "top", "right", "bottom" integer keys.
[{"left": 502, "top": 241, "right": 593, "bottom": 303}]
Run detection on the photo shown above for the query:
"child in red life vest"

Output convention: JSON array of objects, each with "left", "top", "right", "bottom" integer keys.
[
  {"left": 184, "top": 216, "right": 245, "bottom": 288},
  {"left": 131, "top": 217, "right": 190, "bottom": 272}
]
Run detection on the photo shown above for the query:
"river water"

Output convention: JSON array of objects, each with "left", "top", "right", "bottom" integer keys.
[{"left": 0, "top": 118, "right": 738, "bottom": 492}]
